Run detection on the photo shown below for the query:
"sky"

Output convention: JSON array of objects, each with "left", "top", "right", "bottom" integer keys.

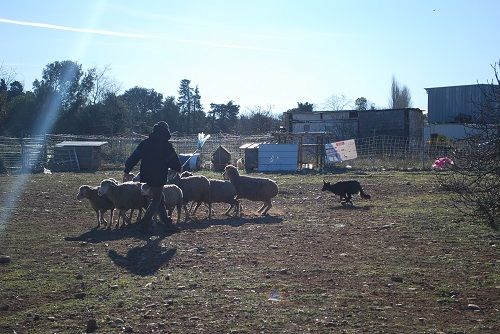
[{"left": 1, "top": 0, "right": 500, "bottom": 115}]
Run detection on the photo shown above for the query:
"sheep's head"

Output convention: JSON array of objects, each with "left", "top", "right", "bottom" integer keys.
[
  {"left": 107, "top": 178, "right": 119, "bottom": 185},
  {"left": 140, "top": 183, "right": 151, "bottom": 196},
  {"left": 76, "top": 185, "right": 91, "bottom": 200},
  {"left": 167, "top": 170, "right": 181, "bottom": 183},
  {"left": 98, "top": 179, "right": 116, "bottom": 196},
  {"left": 223, "top": 165, "right": 239, "bottom": 181}
]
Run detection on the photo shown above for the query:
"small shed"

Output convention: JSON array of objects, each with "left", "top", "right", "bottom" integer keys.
[
  {"left": 239, "top": 142, "right": 261, "bottom": 172},
  {"left": 211, "top": 145, "right": 231, "bottom": 171},
  {"left": 258, "top": 144, "right": 299, "bottom": 172},
  {"left": 50, "top": 141, "right": 107, "bottom": 172}
]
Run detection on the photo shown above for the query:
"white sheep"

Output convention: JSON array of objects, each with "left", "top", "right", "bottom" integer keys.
[
  {"left": 208, "top": 179, "right": 240, "bottom": 216},
  {"left": 169, "top": 172, "right": 211, "bottom": 221},
  {"left": 141, "top": 183, "right": 183, "bottom": 223},
  {"left": 97, "top": 179, "right": 147, "bottom": 228},
  {"left": 76, "top": 185, "right": 115, "bottom": 228},
  {"left": 222, "top": 164, "right": 278, "bottom": 215},
  {"left": 180, "top": 171, "right": 240, "bottom": 216},
  {"left": 132, "top": 172, "right": 141, "bottom": 182}
]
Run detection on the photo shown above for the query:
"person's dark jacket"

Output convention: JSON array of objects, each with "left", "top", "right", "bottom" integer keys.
[{"left": 124, "top": 125, "right": 181, "bottom": 186}]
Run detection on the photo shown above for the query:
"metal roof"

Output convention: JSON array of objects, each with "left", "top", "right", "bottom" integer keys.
[
  {"left": 55, "top": 141, "right": 108, "bottom": 147},
  {"left": 239, "top": 142, "right": 262, "bottom": 149}
]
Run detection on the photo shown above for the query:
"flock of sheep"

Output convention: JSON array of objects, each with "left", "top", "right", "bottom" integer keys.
[{"left": 76, "top": 165, "right": 279, "bottom": 229}]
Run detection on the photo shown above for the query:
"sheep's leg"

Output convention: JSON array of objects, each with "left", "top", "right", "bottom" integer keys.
[
  {"left": 261, "top": 200, "right": 272, "bottom": 215},
  {"left": 207, "top": 203, "right": 216, "bottom": 216},
  {"left": 191, "top": 202, "right": 202, "bottom": 216},
  {"left": 126, "top": 210, "right": 134, "bottom": 226},
  {"left": 136, "top": 208, "right": 143, "bottom": 223},
  {"left": 234, "top": 196, "right": 243, "bottom": 215},
  {"left": 176, "top": 204, "right": 182, "bottom": 224},
  {"left": 109, "top": 209, "right": 114, "bottom": 228},
  {"left": 257, "top": 202, "right": 267, "bottom": 213},
  {"left": 116, "top": 210, "right": 123, "bottom": 228},
  {"left": 233, "top": 201, "right": 241, "bottom": 216},
  {"left": 223, "top": 204, "right": 233, "bottom": 216},
  {"left": 100, "top": 210, "right": 108, "bottom": 226},
  {"left": 95, "top": 210, "right": 101, "bottom": 228},
  {"left": 117, "top": 210, "right": 128, "bottom": 228},
  {"left": 183, "top": 203, "right": 191, "bottom": 222},
  {"left": 188, "top": 202, "right": 197, "bottom": 214}
]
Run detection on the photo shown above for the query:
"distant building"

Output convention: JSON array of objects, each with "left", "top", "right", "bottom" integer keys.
[
  {"left": 424, "top": 84, "right": 498, "bottom": 140},
  {"left": 425, "top": 84, "right": 490, "bottom": 123},
  {"left": 283, "top": 108, "right": 424, "bottom": 140}
]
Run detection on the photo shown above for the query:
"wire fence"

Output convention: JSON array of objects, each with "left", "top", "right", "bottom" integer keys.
[
  {"left": 0, "top": 133, "right": 455, "bottom": 172},
  {"left": 0, "top": 133, "right": 272, "bottom": 171}
]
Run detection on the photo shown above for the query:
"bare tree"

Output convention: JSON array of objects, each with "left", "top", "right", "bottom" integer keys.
[
  {"left": 322, "top": 94, "right": 353, "bottom": 110},
  {"left": 439, "top": 62, "right": 500, "bottom": 230},
  {"left": 389, "top": 76, "right": 412, "bottom": 108},
  {"left": 89, "top": 65, "right": 121, "bottom": 105},
  {"left": 0, "top": 63, "right": 18, "bottom": 86}
]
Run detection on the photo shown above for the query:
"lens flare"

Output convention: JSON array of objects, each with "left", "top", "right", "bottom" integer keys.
[{"left": 0, "top": 0, "right": 108, "bottom": 235}]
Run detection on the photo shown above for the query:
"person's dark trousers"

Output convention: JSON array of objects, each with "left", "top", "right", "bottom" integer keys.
[
  {"left": 140, "top": 186, "right": 175, "bottom": 232},
  {"left": 141, "top": 186, "right": 166, "bottom": 224}
]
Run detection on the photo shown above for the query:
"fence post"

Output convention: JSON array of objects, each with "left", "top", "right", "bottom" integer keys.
[
  {"left": 371, "top": 129, "right": 376, "bottom": 170},
  {"left": 421, "top": 136, "right": 426, "bottom": 170}
]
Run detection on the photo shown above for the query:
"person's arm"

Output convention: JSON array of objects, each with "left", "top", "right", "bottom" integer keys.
[
  {"left": 124, "top": 145, "right": 142, "bottom": 179},
  {"left": 165, "top": 144, "right": 182, "bottom": 172}
]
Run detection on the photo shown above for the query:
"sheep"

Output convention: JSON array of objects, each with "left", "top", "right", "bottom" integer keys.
[
  {"left": 180, "top": 171, "right": 240, "bottom": 216},
  {"left": 168, "top": 172, "right": 211, "bottom": 221},
  {"left": 208, "top": 179, "right": 241, "bottom": 215},
  {"left": 132, "top": 172, "right": 141, "bottom": 182},
  {"left": 76, "top": 185, "right": 115, "bottom": 228},
  {"left": 141, "top": 183, "right": 183, "bottom": 223},
  {"left": 97, "top": 179, "right": 147, "bottom": 228},
  {"left": 222, "top": 164, "right": 278, "bottom": 215}
]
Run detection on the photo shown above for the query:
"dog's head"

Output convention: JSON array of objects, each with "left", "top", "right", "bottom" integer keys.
[{"left": 321, "top": 180, "right": 330, "bottom": 192}]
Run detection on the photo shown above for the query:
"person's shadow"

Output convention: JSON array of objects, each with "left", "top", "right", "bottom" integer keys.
[
  {"left": 64, "top": 223, "right": 174, "bottom": 244},
  {"left": 108, "top": 237, "right": 176, "bottom": 276}
]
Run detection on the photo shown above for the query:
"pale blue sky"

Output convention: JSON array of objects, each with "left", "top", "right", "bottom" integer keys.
[{"left": 1, "top": 0, "right": 499, "bottom": 114}]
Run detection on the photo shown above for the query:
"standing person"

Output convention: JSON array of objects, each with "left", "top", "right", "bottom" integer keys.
[{"left": 123, "top": 121, "right": 181, "bottom": 233}]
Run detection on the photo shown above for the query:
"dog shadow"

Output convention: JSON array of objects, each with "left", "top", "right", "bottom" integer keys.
[{"left": 108, "top": 237, "right": 176, "bottom": 276}]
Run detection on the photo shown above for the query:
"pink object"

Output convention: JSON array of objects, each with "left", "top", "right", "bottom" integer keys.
[{"left": 432, "top": 157, "right": 454, "bottom": 170}]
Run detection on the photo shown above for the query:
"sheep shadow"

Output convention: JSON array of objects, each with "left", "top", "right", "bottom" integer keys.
[
  {"left": 65, "top": 223, "right": 175, "bottom": 244},
  {"left": 179, "top": 215, "right": 283, "bottom": 231},
  {"left": 108, "top": 237, "right": 176, "bottom": 276}
]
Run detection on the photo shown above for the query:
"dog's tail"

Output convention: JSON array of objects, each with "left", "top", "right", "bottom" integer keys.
[{"left": 360, "top": 188, "right": 371, "bottom": 199}]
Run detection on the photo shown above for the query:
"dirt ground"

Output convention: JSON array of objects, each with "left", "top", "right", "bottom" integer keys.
[{"left": 0, "top": 171, "right": 498, "bottom": 333}]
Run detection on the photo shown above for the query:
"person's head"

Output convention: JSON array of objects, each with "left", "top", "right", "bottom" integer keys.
[{"left": 152, "top": 121, "right": 171, "bottom": 140}]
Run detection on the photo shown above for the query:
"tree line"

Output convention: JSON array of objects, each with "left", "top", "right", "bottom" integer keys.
[
  {"left": 0, "top": 60, "right": 281, "bottom": 137},
  {"left": 289, "top": 76, "right": 412, "bottom": 113}
]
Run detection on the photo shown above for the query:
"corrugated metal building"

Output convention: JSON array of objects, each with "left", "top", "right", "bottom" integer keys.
[
  {"left": 425, "top": 84, "right": 491, "bottom": 123},
  {"left": 283, "top": 108, "right": 423, "bottom": 140}
]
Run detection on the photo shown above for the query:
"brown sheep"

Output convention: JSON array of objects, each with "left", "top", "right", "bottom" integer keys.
[
  {"left": 222, "top": 165, "right": 278, "bottom": 215},
  {"left": 76, "top": 185, "right": 115, "bottom": 228}
]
